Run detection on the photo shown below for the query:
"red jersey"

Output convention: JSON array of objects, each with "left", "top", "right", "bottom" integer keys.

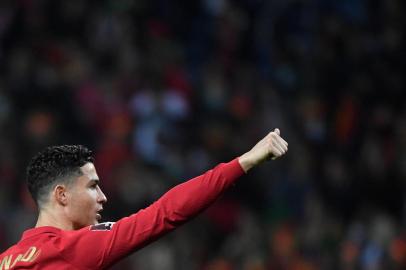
[{"left": 0, "top": 159, "right": 244, "bottom": 270}]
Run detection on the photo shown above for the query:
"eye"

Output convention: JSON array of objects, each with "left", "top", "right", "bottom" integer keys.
[{"left": 90, "top": 183, "right": 98, "bottom": 189}]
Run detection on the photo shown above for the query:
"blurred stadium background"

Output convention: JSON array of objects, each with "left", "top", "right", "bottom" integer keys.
[{"left": 0, "top": 0, "right": 405, "bottom": 269}]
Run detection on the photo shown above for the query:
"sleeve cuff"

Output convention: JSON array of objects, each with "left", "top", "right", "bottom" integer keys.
[{"left": 221, "top": 158, "right": 246, "bottom": 180}]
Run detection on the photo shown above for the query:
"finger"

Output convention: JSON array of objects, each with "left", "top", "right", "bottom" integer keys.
[
  {"left": 271, "top": 133, "right": 286, "bottom": 152},
  {"left": 277, "top": 142, "right": 288, "bottom": 153},
  {"left": 279, "top": 136, "right": 288, "bottom": 147},
  {"left": 274, "top": 136, "right": 288, "bottom": 152},
  {"left": 273, "top": 129, "right": 288, "bottom": 148},
  {"left": 271, "top": 150, "right": 282, "bottom": 160},
  {"left": 272, "top": 140, "right": 285, "bottom": 155},
  {"left": 270, "top": 140, "right": 283, "bottom": 157},
  {"left": 271, "top": 145, "right": 286, "bottom": 160},
  {"left": 273, "top": 133, "right": 288, "bottom": 147}
]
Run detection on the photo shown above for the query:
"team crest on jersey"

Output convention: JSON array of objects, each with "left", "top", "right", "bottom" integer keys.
[{"left": 90, "top": 222, "right": 115, "bottom": 231}]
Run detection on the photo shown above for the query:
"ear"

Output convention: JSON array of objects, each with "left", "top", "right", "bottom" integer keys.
[{"left": 54, "top": 185, "right": 68, "bottom": 206}]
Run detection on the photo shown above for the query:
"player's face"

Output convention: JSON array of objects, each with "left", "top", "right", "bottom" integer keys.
[{"left": 65, "top": 162, "right": 107, "bottom": 229}]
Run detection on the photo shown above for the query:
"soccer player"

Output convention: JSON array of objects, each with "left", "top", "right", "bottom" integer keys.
[{"left": 0, "top": 129, "right": 288, "bottom": 269}]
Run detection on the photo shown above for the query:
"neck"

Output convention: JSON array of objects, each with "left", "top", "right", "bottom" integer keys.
[{"left": 36, "top": 207, "right": 74, "bottom": 230}]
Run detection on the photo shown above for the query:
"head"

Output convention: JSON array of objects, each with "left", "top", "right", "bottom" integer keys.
[{"left": 27, "top": 145, "right": 107, "bottom": 229}]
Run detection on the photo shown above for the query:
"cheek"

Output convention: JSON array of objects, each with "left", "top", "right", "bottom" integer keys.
[
  {"left": 83, "top": 189, "right": 98, "bottom": 207},
  {"left": 70, "top": 190, "right": 97, "bottom": 212}
]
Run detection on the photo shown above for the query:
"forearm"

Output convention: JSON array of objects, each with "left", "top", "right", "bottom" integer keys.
[
  {"left": 101, "top": 158, "right": 245, "bottom": 262},
  {"left": 154, "top": 158, "right": 245, "bottom": 224},
  {"left": 238, "top": 152, "right": 259, "bottom": 173}
]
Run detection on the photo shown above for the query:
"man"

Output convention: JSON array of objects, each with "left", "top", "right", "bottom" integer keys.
[{"left": 0, "top": 128, "right": 288, "bottom": 269}]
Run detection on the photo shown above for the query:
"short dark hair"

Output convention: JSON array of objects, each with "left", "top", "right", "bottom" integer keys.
[{"left": 27, "top": 145, "right": 94, "bottom": 206}]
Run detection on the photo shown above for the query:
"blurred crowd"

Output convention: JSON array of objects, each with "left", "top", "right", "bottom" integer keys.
[{"left": 0, "top": 0, "right": 405, "bottom": 269}]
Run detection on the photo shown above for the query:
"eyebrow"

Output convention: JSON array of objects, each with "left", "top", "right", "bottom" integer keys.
[{"left": 90, "top": 179, "right": 100, "bottom": 185}]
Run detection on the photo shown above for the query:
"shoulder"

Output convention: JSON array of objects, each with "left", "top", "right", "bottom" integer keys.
[{"left": 0, "top": 244, "right": 17, "bottom": 257}]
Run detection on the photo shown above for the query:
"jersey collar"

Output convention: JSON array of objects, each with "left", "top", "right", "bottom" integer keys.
[{"left": 22, "top": 226, "right": 62, "bottom": 240}]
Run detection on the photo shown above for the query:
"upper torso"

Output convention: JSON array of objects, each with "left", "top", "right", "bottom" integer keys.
[
  {"left": 0, "top": 159, "right": 244, "bottom": 269},
  {"left": 1, "top": 227, "right": 83, "bottom": 270}
]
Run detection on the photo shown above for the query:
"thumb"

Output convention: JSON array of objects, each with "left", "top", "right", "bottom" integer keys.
[{"left": 274, "top": 128, "right": 280, "bottom": 136}]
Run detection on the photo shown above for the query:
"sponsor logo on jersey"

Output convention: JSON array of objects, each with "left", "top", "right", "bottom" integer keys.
[{"left": 90, "top": 222, "right": 115, "bottom": 231}]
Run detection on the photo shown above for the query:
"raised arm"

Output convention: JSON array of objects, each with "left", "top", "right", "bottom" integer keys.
[{"left": 58, "top": 129, "right": 288, "bottom": 269}]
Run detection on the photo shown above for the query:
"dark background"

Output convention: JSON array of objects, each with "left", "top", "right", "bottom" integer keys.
[{"left": 0, "top": 0, "right": 405, "bottom": 269}]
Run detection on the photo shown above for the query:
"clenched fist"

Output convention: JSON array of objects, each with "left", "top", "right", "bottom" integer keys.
[{"left": 238, "top": 128, "right": 288, "bottom": 172}]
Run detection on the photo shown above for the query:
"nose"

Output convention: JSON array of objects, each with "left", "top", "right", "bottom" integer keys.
[{"left": 97, "top": 186, "right": 108, "bottom": 204}]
